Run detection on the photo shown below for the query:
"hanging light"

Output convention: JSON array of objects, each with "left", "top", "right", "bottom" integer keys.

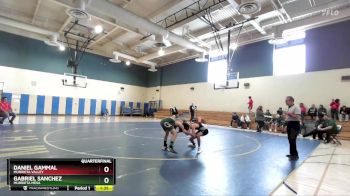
[
  {"left": 94, "top": 25, "right": 103, "bottom": 34},
  {"left": 58, "top": 44, "right": 66, "bottom": 51},
  {"left": 195, "top": 52, "right": 208, "bottom": 62},
  {"left": 44, "top": 34, "right": 59, "bottom": 47},
  {"left": 158, "top": 48, "right": 165, "bottom": 56},
  {"left": 125, "top": 60, "right": 131, "bottom": 66},
  {"left": 230, "top": 43, "right": 238, "bottom": 50},
  {"left": 109, "top": 52, "right": 122, "bottom": 63},
  {"left": 148, "top": 65, "right": 157, "bottom": 72}
]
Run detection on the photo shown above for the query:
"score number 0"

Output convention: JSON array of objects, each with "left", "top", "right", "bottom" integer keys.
[{"left": 104, "top": 166, "right": 110, "bottom": 184}]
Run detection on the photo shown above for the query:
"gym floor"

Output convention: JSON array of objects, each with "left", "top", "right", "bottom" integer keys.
[{"left": 0, "top": 116, "right": 349, "bottom": 196}]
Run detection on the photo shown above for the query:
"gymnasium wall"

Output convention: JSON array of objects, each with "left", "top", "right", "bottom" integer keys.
[
  {"left": 0, "top": 30, "right": 149, "bottom": 115},
  {"left": 1, "top": 20, "right": 350, "bottom": 115},
  {"left": 155, "top": 68, "right": 350, "bottom": 113},
  {"left": 148, "top": 20, "right": 350, "bottom": 112},
  {"left": 0, "top": 31, "right": 149, "bottom": 87},
  {"left": 0, "top": 66, "right": 148, "bottom": 115}
]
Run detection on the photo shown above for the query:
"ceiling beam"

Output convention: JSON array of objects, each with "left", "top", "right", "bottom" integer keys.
[
  {"left": 127, "top": 0, "right": 231, "bottom": 60},
  {"left": 204, "top": 17, "right": 280, "bottom": 46},
  {"left": 31, "top": 0, "right": 42, "bottom": 24},
  {"left": 137, "top": 45, "right": 184, "bottom": 62},
  {"left": 190, "top": 5, "right": 277, "bottom": 42},
  {"left": 58, "top": 16, "right": 71, "bottom": 33},
  {"left": 51, "top": 0, "right": 145, "bottom": 36},
  {"left": 210, "top": 5, "right": 350, "bottom": 50},
  {"left": 89, "top": 27, "right": 118, "bottom": 47},
  {"left": 227, "top": 0, "right": 267, "bottom": 34},
  {"left": 161, "top": 5, "right": 350, "bottom": 67},
  {"left": 114, "top": 0, "right": 183, "bottom": 49},
  {"left": 274, "top": 0, "right": 292, "bottom": 22}
]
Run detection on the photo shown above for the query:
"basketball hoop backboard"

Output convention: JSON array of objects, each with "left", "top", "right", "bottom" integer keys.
[{"left": 62, "top": 73, "right": 87, "bottom": 88}]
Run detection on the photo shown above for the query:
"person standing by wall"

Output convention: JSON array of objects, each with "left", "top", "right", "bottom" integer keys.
[
  {"left": 247, "top": 96, "right": 253, "bottom": 114},
  {"left": 255, "top": 106, "right": 265, "bottom": 132},
  {"left": 285, "top": 96, "right": 301, "bottom": 160},
  {"left": 189, "top": 103, "right": 196, "bottom": 122},
  {"left": 330, "top": 99, "right": 340, "bottom": 121}
]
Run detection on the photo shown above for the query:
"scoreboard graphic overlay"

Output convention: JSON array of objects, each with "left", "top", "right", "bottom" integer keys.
[{"left": 7, "top": 158, "right": 115, "bottom": 192}]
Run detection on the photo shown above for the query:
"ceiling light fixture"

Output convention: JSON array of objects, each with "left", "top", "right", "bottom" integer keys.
[
  {"left": 148, "top": 65, "right": 157, "bottom": 72},
  {"left": 58, "top": 44, "right": 66, "bottom": 51},
  {"left": 268, "top": 29, "right": 287, "bottom": 45},
  {"left": 229, "top": 43, "right": 238, "bottom": 50},
  {"left": 125, "top": 60, "right": 131, "bottom": 66},
  {"left": 109, "top": 52, "right": 122, "bottom": 63},
  {"left": 195, "top": 52, "right": 208, "bottom": 62},
  {"left": 94, "top": 25, "right": 103, "bottom": 34},
  {"left": 158, "top": 48, "right": 165, "bottom": 56},
  {"left": 153, "top": 33, "right": 172, "bottom": 48},
  {"left": 44, "top": 34, "right": 59, "bottom": 47}
]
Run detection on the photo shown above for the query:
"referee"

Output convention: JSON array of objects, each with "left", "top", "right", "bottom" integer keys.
[{"left": 284, "top": 96, "right": 301, "bottom": 160}]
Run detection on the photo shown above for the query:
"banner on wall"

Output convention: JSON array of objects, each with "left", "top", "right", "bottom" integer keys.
[{"left": 227, "top": 72, "right": 239, "bottom": 88}]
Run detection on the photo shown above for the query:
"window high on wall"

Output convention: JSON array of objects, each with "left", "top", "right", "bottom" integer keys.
[
  {"left": 273, "top": 42, "right": 306, "bottom": 76},
  {"left": 207, "top": 57, "right": 227, "bottom": 84}
]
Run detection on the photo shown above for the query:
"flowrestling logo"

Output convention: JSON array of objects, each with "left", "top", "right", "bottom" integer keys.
[{"left": 322, "top": 8, "right": 339, "bottom": 16}]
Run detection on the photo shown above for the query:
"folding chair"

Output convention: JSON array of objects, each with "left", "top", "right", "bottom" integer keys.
[{"left": 329, "top": 125, "right": 342, "bottom": 145}]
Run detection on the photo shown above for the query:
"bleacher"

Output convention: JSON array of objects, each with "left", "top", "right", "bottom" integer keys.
[
  {"left": 154, "top": 109, "right": 350, "bottom": 141},
  {"left": 154, "top": 109, "right": 256, "bottom": 127},
  {"left": 339, "top": 121, "right": 350, "bottom": 140}
]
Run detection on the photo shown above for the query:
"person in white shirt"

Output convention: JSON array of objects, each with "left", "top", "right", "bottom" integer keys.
[
  {"left": 240, "top": 114, "right": 251, "bottom": 129},
  {"left": 284, "top": 96, "right": 301, "bottom": 160}
]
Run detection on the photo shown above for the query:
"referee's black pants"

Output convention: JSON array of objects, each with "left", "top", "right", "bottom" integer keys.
[
  {"left": 190, "top": 111, "right": 194, "bottom": 121},
  {"left": 287, "top": 121, "right": 300, "bottom": 157}
]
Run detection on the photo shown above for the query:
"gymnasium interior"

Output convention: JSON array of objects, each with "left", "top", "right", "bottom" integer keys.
[{"left": 0, "top": 0, "right": 350, "bottom": 195}]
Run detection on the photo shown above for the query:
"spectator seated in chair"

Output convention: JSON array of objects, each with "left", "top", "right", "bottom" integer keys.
[
  {"left": 0, "top": 97, "right": 16, "bottom": 125},
  {"left": 277, "top": 107, "right": 283, "bottom": 116},
  {"left": 101, "top": 108, "right": 109, "bottom": 118},
  {"left": 170, "top": 106, "right": 179, "bottom": 118},
  {"left": 271, "top": 113, "right": 285, "bottom": 132},
  {"left": 317, "top": 114, "right": 338, "bottom": 143},
  {"left": 318, "top": 104, "right": 327, "bottom": 116},
  {"left": 230, "top": 112, "right": 241, "bottom": 127},
  {"left": 339, "top": 105, "right": 349, "bottom": 122},
  {"left": 240, "top": 113, "right": 251, "bottom": 129},
  {"left": 308, "top": 104, "right": 318, "bottom": 120},
  {"left": 303, "top": 113, "right": 336, "bottom": 143},
  {"left": 303, "top": 113, "right": 326, "bottom": 140}
]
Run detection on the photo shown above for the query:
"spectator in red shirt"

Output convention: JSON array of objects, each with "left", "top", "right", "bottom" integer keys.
[
  {"left": 247, "top": 96, "right": 253, "bottom": 113},
  {"left": 330, "top": 98, "right": 340, "bottom": 121},
  {"left": 299, "top": 103, "right": 307, "bottom": 120},
  {"left": 0, "top": 97, "right": 16, "bottom": 124}
]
